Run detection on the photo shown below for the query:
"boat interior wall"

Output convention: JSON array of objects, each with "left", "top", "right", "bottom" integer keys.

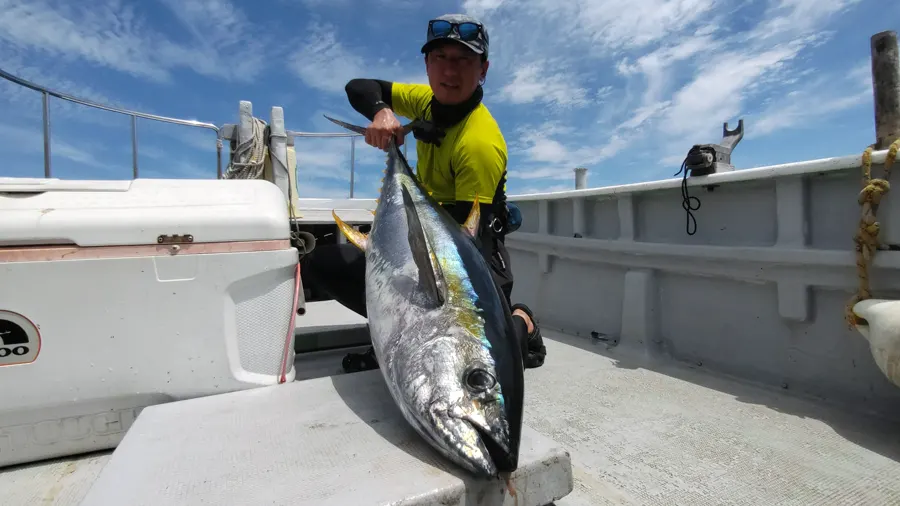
[{"left": 505, "top": 155, "right": 900, "bottom": 421}]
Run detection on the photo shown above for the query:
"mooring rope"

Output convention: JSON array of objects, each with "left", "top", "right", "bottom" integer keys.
[{"left": 846, "top": 139, "right": 900, "bottom": 327}]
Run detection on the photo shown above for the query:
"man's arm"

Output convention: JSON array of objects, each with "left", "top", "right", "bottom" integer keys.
[{"left": 345, "top": 79, "right": 393, "bottom": 121}]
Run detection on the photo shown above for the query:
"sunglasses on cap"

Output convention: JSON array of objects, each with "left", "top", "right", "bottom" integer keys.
[{"left": 428, "top": 20, "right": 484, "bottom": 42}]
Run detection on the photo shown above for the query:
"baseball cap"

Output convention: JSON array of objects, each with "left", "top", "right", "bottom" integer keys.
[{"left": 421, "top": 14, "right": 489, "bottom": 60}]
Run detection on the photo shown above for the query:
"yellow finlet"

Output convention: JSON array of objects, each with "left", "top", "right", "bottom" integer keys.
[
  {"left": 463, "top": 193, "right": 480, "bottom": 238},
  {"left": 332, "top": 210, "right": 368, "bottom": 251},
  {"left": 370, "top": 209, "right": 376, "bottom": 216}
]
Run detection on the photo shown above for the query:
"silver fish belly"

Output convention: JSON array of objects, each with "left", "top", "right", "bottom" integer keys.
[{"left": 327, "top": 117, "right": 524, "bottom": 479}]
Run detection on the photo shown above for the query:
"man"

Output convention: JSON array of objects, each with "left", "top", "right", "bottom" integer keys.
[{"left": 300, "top": 14, "right": 547, "bottom": 373}]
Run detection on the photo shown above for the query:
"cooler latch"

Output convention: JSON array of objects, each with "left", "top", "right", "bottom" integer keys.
[{"left": 157, "top": 234, "right": 194, "bottom": 245}]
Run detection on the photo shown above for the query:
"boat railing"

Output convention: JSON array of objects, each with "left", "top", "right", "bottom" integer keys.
[
  {"left": 0, "top": 67, "right": 223, "bottom": 179},
  {"left": 285, "top": 130, "right": 361, "bottom": 198},
  {"left": 0, "top": 67, "right": 381, "bottom": 196}
]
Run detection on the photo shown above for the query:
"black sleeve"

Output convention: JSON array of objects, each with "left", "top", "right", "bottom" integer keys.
[{"left": 345, "top": 79, "right": 394, "bottom": 121}]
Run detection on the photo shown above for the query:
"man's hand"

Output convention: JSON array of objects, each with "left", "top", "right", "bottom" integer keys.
[{"left": 366, "top": 108, "right": 405, "bottom": 151}]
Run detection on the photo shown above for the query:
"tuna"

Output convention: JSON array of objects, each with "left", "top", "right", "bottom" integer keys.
[{"left": 325, "top": 115, "right": 525, "bottom": 479}]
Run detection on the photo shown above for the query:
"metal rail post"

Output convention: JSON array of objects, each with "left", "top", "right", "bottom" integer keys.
[
  {"left": 574, "top": 167, "right": 587, "bottom": 189},
  {"left": 0, "top": 67, "right": 221, "bottom": 179},
  {"left": 131, "top": 115, "right": 139, "bottom": 178},
  {"left": 41, "top": 92, "right": 51, "bottom": 177},
  {"left": 872, "top": 30, "right": 900, "bottom": 149},
  {"left": 350, "top": 136, "right": 356, "bottom": 198}
]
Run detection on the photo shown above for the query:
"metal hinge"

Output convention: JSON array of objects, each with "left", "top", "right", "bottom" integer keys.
[{"left": 157, "top": 234, "right": 194, "bottom": 245}]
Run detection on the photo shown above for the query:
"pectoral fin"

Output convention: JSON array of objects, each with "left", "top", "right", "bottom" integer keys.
[
  {"left": 463, "top": 193, "right": 480, "bottom": 239},
  {"left": 332, "top": 210, "right": 368, "bottom": 251},
  {"left": 400, "top": 185, "right": 445, "bottom": 307}
]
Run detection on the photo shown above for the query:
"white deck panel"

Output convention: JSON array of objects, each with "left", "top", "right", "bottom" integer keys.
[
  {"left": 78, "top": 370, "right": 573, "bottom": 506},
  {"left": 3, "top": 333, "right": 900, "bottom": 505},
  {"left": 294, "top": 300, "right": 368, "bottom": 335},
  {"left": 536, "top": 331, "right": 900, "bottom": 505}
]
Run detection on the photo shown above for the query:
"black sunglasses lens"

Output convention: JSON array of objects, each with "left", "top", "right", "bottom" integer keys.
[
  {"left": 457, "top": 23, "right": 480, "bottom": 40},
  {"left": 431, "top": 20, "right": 452, "bottom": 37}
]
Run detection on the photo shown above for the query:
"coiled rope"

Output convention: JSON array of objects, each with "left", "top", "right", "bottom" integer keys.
[
  {"left": 845, "top": 138, "right": 900, "bottom": 327},
  {"left": 224, "top": 117, "right": 269, "bottom": 180}
]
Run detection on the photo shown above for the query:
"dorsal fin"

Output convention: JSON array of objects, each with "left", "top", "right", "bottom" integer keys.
[
  {"left": 400, "top": 185, "right": 445, "bottom": 307},
  {"left": 463, "top": 192, "right": 480, "bottom": 239}
]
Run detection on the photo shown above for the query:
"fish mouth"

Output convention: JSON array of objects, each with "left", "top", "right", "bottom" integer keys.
[
  {"left": 435, "top": 414, "right": 513, "bottom": 479},
  {"left": 468, "top": 418, "right": 516, "bottom": 474}
]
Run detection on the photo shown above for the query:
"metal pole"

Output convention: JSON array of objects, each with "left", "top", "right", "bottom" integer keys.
[
  {"left": 349, "top": 136, "right": 356, "bottom": 198},
  {"left": 574, "top": 167, "right": 588, "bottom": 189},
  {"left": 42, "top": 92, "right": 51, "bottom": 177},
  {"left": 131, "top": 115, "right": 139, "bottom": 178},
  {"left": 0, "top": 67, "right": 219, "bottom": 130},
  {"left": 216, "top": 138, "right": 223, "bottom": 179},
  {"left": 1, "top": 67, "right": 223, "bottom": 178},
  {"left": 871, "top": 30, "right": 900, "bottom": 150}
]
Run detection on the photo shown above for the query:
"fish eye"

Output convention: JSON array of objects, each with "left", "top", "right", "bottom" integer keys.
[{"left": 465, "top": 368, "right": 496, "bottom": 391}]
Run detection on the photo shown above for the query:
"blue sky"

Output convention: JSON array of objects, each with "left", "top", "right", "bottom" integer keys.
[{"left": 0, "top": 0, "right": 896, "bottom": 198}]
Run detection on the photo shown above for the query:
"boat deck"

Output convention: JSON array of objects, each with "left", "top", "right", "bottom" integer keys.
[{"left": 3, "top": 329, "right": 899, "bottom": 505}]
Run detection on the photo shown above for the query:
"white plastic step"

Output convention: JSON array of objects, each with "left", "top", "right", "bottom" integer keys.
[
  {"left": 79, "top": 370, "right": 574, "bottom": 506},
  {"left": 294, "top": 300, "right": 368, "bottom": 335},
  {"left": 294, "top": 300, "right": 371, "bottom": 352}
]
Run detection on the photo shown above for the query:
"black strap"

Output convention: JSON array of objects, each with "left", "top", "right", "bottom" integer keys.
[{"left": 411, "top": 86, "right": 484, "bottom": 146}]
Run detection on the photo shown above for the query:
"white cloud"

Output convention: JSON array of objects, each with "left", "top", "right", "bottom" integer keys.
[
  {"left": 0, "top": 123, "right": 117, "bottom": 173},
  {"left": 0, "top": 0, "right": 266, "bottom": 83},
  {"left": 294, "top": 138, "right": 355, "bottom": 181},
  {"left": 572, "top": 0, "right": 719, "bottom": 53},
  {"left": 470, "top": 0, "right": 872, "bottom": 184},
  {"left": 0, "top": 53, "right": 120, "bottom": 109},
  {"left": 498, "top": 61, "right": 591, "bottom": 109},
  {"left": 661, "top": 44, "right": 805, "bottom": 138},
  {"left": 463, "top": 0, "right": 509, "bottom": 16},
  {"left": 295, "top": 178, "right": 358, "bottom": 199},
  {"left": 747, "top": 61, "right": 872, "bottom": 138},
  {"left": 749, "top": 0, "right": 862, "bottom": 40},
  {"left": 139, "top": 160, "right": 215, "bottom": 180},
  {"left": 0, "top": 0, "right": 875, "bottom": 191},
  {"left": 290, "top": 24, "right": 369, "bottom": 93},
  {"left": 290, "top": 22, "right": 427, "bottom": 95},
  {"left": 155, "top": 0, "right": 268, "bottom": 80},
  {"left": 509, "top": 121, "right": 633, "bottom": 181}
]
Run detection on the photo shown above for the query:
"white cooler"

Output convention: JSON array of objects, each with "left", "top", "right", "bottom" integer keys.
[{"left": 0, "top": 178, "right": 300, "bottom": 468}]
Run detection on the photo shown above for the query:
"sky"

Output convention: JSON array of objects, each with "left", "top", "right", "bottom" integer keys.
[{"left": 0, "top": 0, "right": 897, "bottom": 199}]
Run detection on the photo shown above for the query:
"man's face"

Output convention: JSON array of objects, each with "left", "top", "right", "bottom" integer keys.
[{"left": 425, "top": 42, "right": 489, "bottom": 105}]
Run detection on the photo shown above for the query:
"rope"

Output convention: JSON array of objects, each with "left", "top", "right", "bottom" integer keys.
[
  {"left": 673, "top": 147, "right": 706, "bottom": 236},
  {"left": 846, "top": 139, "right": 900, "bottom": 327},
  {"left": 279, "top": 262, "right": 302, "bottom": 384},
  {"left": 224, "top": 117, "right": 269, "bottom": 180}
]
